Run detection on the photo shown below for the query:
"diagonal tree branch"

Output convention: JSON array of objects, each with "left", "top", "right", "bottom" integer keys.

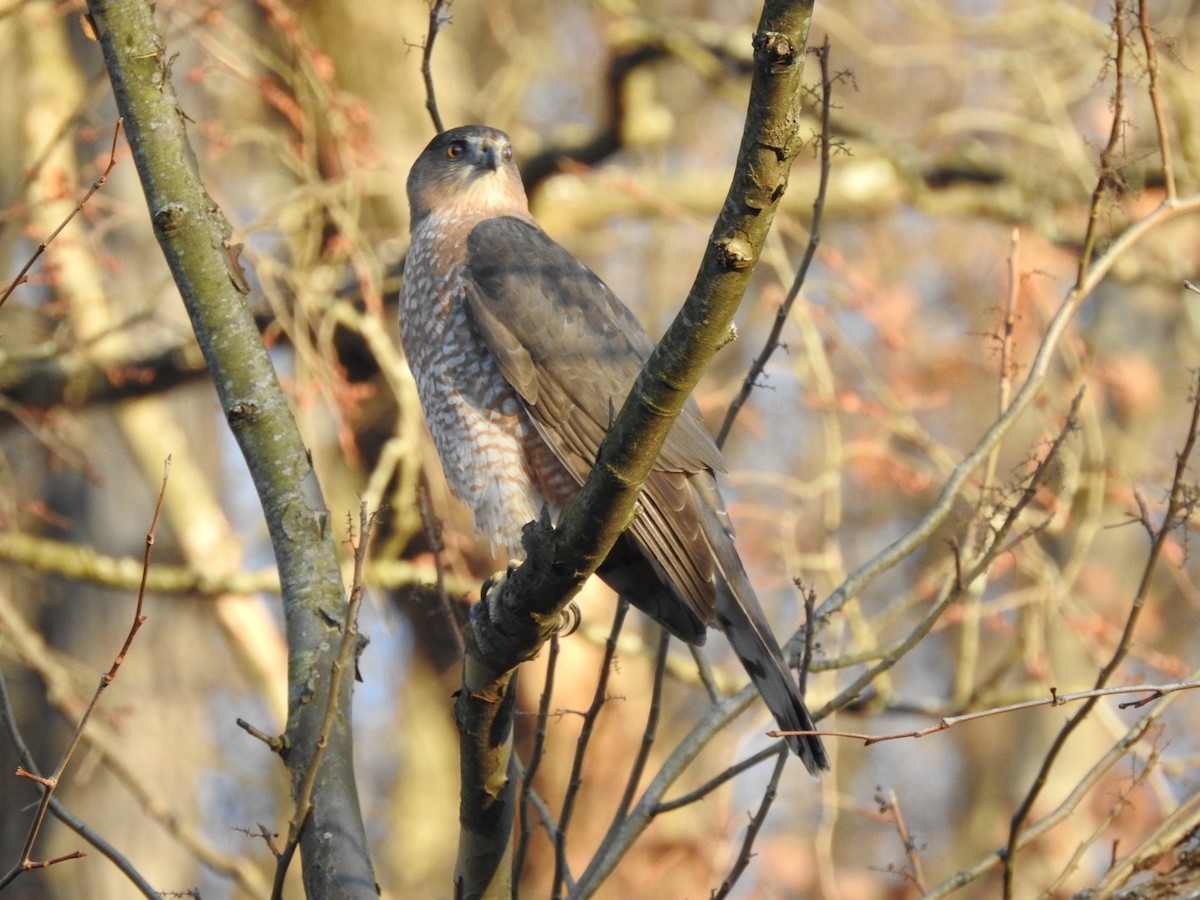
[
  {"left": 83, "top": 1, "right": 375, "bottom": 896},
  {"left": 453, "top": 2, "right": 817, "bottom": 897}
]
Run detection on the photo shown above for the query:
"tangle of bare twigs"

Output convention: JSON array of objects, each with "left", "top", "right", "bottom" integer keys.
[
  {"left": 0, "top": 118, "right": 123, "bottom": 311},
  {"left": 0, "top": 455, "right": 169, "bottom": 895}
]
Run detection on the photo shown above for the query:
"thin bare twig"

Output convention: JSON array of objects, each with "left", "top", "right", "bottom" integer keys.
[
  {"left": 797, "top": 584, "right": 817, "bottom": 694},
  {"left": 234, "top": 716, "right": 286, "bottom": 754},
  {"left": 689, "top": 643, "right": 723, "bottom": 704},
  {"left": 615, "top": 627, "right": 670, "bottom": 824},
  {"left": 784, "top": 679, "right": 1200, "bottom": 746},
  {"left": 0, "top": 118, "right": 123, "bottom": 310},
  {"left": 271, "top": 503, "right": 374, "bottom": 899},
  {"left": 951, "top": 225, "right": 1022, "bottom": 708},
  {"left": 971, "top": 389, "right": 1083, "bottom": 572},
  {"left": 998, "top": 228, "right": 1020, "bottom": 413},
  {"left": 514, "top": 632, "right": 561, "bottom": 883},
  {"left": 1138, "top": 0, "right": 1176, "bottom": 203},
  {"left": 0, "top": 454, "right": 168, "bottom": 893},
  {"left": 713, "top": 746, "right": 789, "bottom": 899},
  {"left": 551, "top": 599, "right": 628, "bottom": 899},
  {"left": 1075, "top": 0, "right": 1129, "bottom": 290},
  {"left": 654, "top": 742, "right": 785, "bottom": 815},
  {"left": 717, "top": 36, "right": 836, "bottom": 448},
  {"left": 878, "top": 788, "right": 926, "bottom": 893},
  {"left": 421, "top": 0, "right": 452, "bottom": 133},
  {"left": 510, "top": 755, "right": 559, "bottom": 865}
]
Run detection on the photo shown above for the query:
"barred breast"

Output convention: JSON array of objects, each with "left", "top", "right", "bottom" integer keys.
[{"left": 399, "top": 215, "right": 572, "bottom": 556}]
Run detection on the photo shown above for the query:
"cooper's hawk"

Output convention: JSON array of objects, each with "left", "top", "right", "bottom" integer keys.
[{"left": 400, "top": 125, "right": 828, "bottom": 775}]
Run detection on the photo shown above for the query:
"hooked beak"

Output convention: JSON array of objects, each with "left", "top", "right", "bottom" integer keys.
[{"left": 480, "top": 143, "right": 502, "bottom": 172}]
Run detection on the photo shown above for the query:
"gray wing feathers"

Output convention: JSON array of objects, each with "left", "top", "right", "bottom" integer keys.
[
  {"left": 464, "top": 217, "right": 724, "bottom": 475},
  {"left": 464, "top": 216, "right": 827, "bottom": 771},
  {"left": 464, "top": 217, "right": 722, "bottom": 628}
]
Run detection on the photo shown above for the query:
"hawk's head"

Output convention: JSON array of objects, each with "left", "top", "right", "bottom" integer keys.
[{"left": 406, "top": 125, "right": 529, "bottom": 225}]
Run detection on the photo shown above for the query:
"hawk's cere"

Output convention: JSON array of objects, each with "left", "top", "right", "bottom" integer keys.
[{"left": 399, "top": 125, "right": 828, "bottom": 775}]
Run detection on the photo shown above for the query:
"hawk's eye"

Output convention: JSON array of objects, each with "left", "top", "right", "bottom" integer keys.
[
  {"left": 501, "top": 145, "right": 513, "bottom": 162},
  {"left": 446, "top": 141, "right": 466, "bottom": 160}
]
